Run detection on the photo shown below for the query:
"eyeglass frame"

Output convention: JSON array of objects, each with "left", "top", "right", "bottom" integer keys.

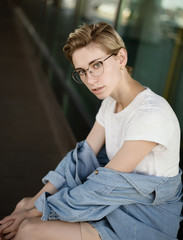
[{"left": 71, "top": 53, "right": 115, "bottom": 84}]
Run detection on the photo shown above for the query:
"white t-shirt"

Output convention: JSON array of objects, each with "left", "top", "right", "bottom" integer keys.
[{"left": 96, "top": 88, "right": 180, "bottom": 177}]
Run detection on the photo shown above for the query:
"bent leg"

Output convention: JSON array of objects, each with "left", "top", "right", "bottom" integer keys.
[{"left": 14, "top": 217, "right": 81, "bottom": 240}]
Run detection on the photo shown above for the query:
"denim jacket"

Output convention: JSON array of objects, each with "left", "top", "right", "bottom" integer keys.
[{"left": 35, "top": 141, "right": 183, "bottom": 240}]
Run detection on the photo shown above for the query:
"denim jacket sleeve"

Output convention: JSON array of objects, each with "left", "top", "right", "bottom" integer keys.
[
  {"left": 41, "top": 141, "right": 100, "bottom": 190},
  {"left": 35, "top": 141, "right": 182, "bottom": 222}
]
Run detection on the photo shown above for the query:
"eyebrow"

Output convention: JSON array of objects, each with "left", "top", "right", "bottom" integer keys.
[{"left": 74, "top": 57, "right": 101, "bottom": 70}]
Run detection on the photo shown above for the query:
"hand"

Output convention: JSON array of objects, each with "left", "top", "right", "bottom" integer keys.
[
  {"left": 0, "top": 197, "right": 33, "bottom": 239},
  {"left": 0, "top": 220, "right": 14, "bottom": 240},
  {"left": 0, "top": 232, "right": 5, "bottom": 240},
  {"left": 1, "top": 224, "right": 10, "bottom": 240},
  {"left": 0, "top": 207, "right": 42, "bottom": 240},
  {"left": 0, "top": 211, "right": 27, "bottom": 240}
]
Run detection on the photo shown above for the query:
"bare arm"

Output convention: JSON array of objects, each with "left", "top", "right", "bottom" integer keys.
[
  {"left": 19, "top": 182, "right": 58, "bottom": 211},
  {"left": 86, "top": 121, "right": 105, "bottom": 155},
  {"left": 105, "top": 140, "right": 157, "bottom": 172},
  {"left": 86, "top": 121, "right": 157, "bottom": 173}
]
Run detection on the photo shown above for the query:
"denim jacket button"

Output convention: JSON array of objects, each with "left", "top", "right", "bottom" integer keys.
[{"left": 95, "top": 170, "right": 99, "bottom": 175}]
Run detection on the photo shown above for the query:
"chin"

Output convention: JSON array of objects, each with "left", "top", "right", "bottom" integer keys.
[{"left": 94, "top": 93, "right": 109, "bottom": 100}]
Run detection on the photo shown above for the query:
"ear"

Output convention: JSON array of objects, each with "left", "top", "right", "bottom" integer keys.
[{"left": 117, "top": 48, "right": 128, "bottom": 68}]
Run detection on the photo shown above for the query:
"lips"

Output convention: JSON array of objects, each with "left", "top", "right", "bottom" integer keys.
[{"left": 92, "top": 86, "right": 104, "bottom": 94}]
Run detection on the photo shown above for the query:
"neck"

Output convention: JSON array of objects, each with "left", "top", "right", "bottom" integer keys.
[
  {"left": 115, "top": 102, "right": 124, "bottom": 113},
  {"left": 111, "top": 74, "right": 145, "bottom": 112}
]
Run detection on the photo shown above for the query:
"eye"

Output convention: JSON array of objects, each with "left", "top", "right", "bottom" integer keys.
[
  {"left": 92, "top": 61, "right": 103, "bottom": 70},
  {"left": 76, "top": 69, "right": 85, "bottom": 76}
]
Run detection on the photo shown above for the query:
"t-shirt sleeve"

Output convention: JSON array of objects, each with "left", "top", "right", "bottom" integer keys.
[{"left": 125, "top": 109, "right": 174, "bottom": 149}]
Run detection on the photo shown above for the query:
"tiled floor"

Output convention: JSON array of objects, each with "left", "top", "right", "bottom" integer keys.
[{"left": 0, "top": 0, "right": 76, "bottom": 218}]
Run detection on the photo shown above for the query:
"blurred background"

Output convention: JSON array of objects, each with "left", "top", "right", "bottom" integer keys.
[{"left": 0, "top": 0, "right": 183, "bottom": 238}]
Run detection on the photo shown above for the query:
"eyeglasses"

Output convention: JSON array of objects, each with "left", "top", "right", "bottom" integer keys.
[{"left": 72, "top": 53, "right": 114, "bottom": 84}]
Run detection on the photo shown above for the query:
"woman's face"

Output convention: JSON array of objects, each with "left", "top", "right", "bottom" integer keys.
[{"left": 72, "top": 43, "right": 124, "bottom": 100}]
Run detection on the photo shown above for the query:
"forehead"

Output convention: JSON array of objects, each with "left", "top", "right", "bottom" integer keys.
[{"left": 72, "top": 43, "right": 106, "bottom": 68}]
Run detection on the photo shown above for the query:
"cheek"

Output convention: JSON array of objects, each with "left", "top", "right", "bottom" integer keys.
[{"left": 102, "top": 66, "right": 120, "bottom": 84}]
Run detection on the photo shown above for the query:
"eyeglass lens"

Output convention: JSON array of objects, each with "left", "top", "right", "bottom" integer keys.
[{"left": 73, "top": 61, "right": 104, "bottom": 83}]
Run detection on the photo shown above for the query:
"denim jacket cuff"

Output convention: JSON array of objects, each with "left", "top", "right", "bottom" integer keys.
[
  {"left": 42, "top": 171, "right": 66, "bottom": 190},
  {"left": 34, "top": 192, "right": 54, "bottom": 221}
]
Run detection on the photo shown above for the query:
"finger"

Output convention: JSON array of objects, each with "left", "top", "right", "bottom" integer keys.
[
  {"left": 1, "top": 220, "right": 14, "bottom": 230},
  {"left": 2, "top": 224, "right": 15, "bottom": 235},
  {"left": 0, "top": 221, "right": 14, "bottom": 233},
  {"left": 4, "top": 231, "right": 16, "bottom": 240},
  {"left": 0, "top": 218, "right": 7, "bottom": 224},
  {"left": 2, "top": 223, "right": 16, "bottom": 235},
  {"left": 2, "top": 218, "right": 21, "bottom": 236},
  {"left": 0, "top": 216, "right": 13, "bottom": 224}
]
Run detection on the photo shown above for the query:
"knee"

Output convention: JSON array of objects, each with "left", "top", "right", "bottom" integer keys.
[{"left": 16, "top": 218, "right": 35, "bottom": 239}]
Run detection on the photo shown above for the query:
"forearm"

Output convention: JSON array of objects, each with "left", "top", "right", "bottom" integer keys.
[
  {"left": 26, "top": 207, "right": 42, "bottom": 218},
  {"left": 28, "top": 182, "right": 58, "bottom": 209},
  {"left": 13, "top": 182, "right": 58, "bottom": 214}
]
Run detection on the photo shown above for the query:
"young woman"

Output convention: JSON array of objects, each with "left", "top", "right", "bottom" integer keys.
[{"left": 0, "top": 22, "right": 182, "bottom": 240}]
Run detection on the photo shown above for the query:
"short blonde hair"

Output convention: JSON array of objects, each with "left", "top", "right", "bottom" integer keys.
[
  {"left": 63, "top": 22, "right": 132, "bottom": 74},
  {"left": 63, "top": 22, "right": 126, "bottom": 62}
]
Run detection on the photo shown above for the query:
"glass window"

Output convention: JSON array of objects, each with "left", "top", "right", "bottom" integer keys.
[
  {"left": 117, "top": 0, "right": 183, "bottom": 136},
  {"left": 81, "top": 0, "right": 120, "bottom": 25}
]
